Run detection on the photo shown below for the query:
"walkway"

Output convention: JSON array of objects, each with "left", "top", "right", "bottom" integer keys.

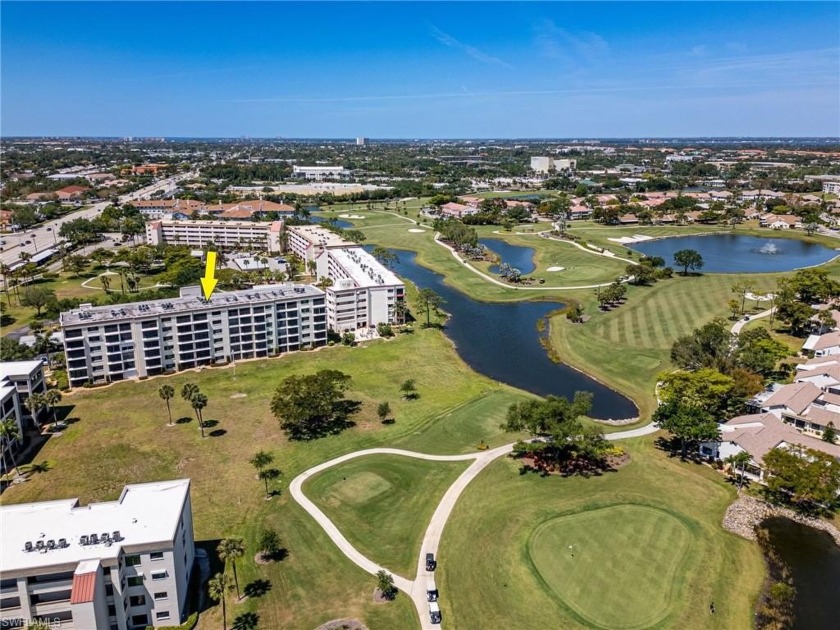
[
  {"left": 730, "top": 307, "right": 774, "bottom": 335},
  {"left": 290, "top": 421, "right": 659, "bottom": 629},
  {"left": 434, "top": 234, "right": 624, "bottom": 291}
]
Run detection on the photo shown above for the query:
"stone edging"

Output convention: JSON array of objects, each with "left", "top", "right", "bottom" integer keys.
[{"left": 722, "top": 494, "right": 840, "bottom": 547}]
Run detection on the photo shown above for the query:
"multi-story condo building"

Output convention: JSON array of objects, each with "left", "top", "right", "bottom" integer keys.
[
  {"left": 292, "top": 166, "right": 346, "bottom": 180},
  {"left": 0, "top": 361, "right": 47, "bottom": 470},
  {"left": 286, "top": 225, "right": 353, "bottom": 263},
  {"left": 315, "top": 247, "right": 405, "bottom": 332},
  {"left": 131, "top": 199, "right": 206, "bottom": 220},
  {"left": 60, "top": 285, "right": 327, "bottom": 388},
  {"left": 0, "top": 479, "right": 195, "bottom": 630},
  {"left": 145, "top": 220, "right": 284, "bottom": 252}
]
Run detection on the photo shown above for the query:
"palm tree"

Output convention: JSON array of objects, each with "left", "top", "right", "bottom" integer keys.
[
  {"left": 207, "top": 572, "right": 232, "bottom": 630},
  {"left": 249, "top": 450, "right": 273, "bottom": 474},
  {"left": 0, "top": 263, "right": 12, "bottom": 306},
  {"left": 44, "top": 389, "right": 62, "bottom": 424},
  {"left": 258, "top": 468, "right": 281, "bottom": 497},
  {"left": 217, "top": 538, "right": 245, "bottom": 600},
  {"left": 418, "top": 288, "right": 443, "bottom": 328},
  {"left": 99, "top": 275, "right": 111, "bottom": 293},
  {"left": 23, "top": 393, "right": 46, "bottom": 426},
  {"left": 725, "top": 451, "right": 752, "bottom": 489},
  {"left": 181, "top": 382, "right": 199, "bottom": 404},
  {"left": 0, "top": 418, "right": 22, "bottom": 477},
  {"left": 159, "top": 384, "right": 175, "bottom": 426},
  {"left": 393, "top": 298, "right": 408, "bottom": 325},
  {"left": 191, "top": 393, "right": 208, "bottom": 438}
]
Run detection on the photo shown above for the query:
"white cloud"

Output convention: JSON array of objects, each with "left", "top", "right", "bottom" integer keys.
[
  {"left": 533, "top": 20, "right": 609, "bottom": 65},
  {"left": 429, "top": 25, "right": 512, "bottom": 69}
]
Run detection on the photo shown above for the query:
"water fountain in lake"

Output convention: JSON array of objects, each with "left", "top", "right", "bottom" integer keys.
[{"left": 758, "top": 242, "right": 780, "bottom": 255}]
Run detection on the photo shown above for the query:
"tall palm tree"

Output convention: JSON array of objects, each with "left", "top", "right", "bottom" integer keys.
[
  {"left": 44, "top": 389, "right": 62, "bottom": 424},
  {"left": 181, "top": 382, "right": 199, "bottom": 403},
  {"left": 725, "top": 451, "right": 752, "bottom": 489},
  {"left": 159, "top": 384, "right": 175, "bottom": 426},
  {"left": 0, "top": 418, "right": 22, "bottom": 477},
  {"left": 23, "top": 393, "right": 46, "bottom": 426},
  {"left": 191, "top": 393, "right": 208, "bottom": 438},
  {"left": 207, "top": 572, "right": 232, "bottom": 630},
  {"left": 99, "top": 275, "right": 111, "bottom": 293},
  {"left": 258, "top": 468, "right": 281, "bottom": 497},
  {"left": 217, "top": 538, "right": 245, "bottom": 600},
  {"left": 0, "top": 263, "right": 12, "bottom": 306},
  {"left": 393, "top": 299, "right": 408, "bottom": 325}
]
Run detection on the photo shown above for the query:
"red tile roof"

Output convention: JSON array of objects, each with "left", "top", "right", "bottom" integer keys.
[{"left": 70, "top": 571, "right": 97, "bottom": 604}]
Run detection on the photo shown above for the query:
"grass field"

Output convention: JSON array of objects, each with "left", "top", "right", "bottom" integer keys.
[
  {"left": 529, "top": 505, "right": 692, "bottom": 630},
  {"left": 0, "top": 328, "right": 523, "bottom": 630},
  {"left": 438, "top": 437, "right": 765, "bottom": 630},
  {"left": 305, "top": 455, "right": 469, "bottom": 578}
]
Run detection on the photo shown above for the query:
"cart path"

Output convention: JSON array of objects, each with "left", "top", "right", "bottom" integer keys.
[{"left": 290, "top": 422, "right": 659, "bottom": 629}]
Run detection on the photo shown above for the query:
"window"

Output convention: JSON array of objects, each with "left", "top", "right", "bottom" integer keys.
[
  {"left": 153, "top": 592, "right": 168, "bottom": 601},
  {"left": 151, "top": 571, "right": 168, "bottom": 581},
  {"left": 127, "top": 576, "right": 144, "bottom": 587},
  {"left": 108, "top": 604, "right": 116, "bottom": 617},
  {"left": 129, "top": 594, "right": 146, "bottom": 607},
  {"left": 125, "top": 554, "right": 141, "bottom": 566},
  {"left": 156, "top": 611, "right": 171, "bottom": 621},
  {"left": 149, "top": 552, "right": 164, "bottom": 561},
  {"left": 131, "top": 614, "right": 149, "bottom": 626}
]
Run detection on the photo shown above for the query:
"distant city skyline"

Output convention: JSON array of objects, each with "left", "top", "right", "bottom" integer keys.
[{"left": 2, "top": 1, "right": 838, "bottom": 138}]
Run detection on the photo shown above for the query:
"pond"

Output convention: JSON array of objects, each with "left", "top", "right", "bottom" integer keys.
[
  {"left": 377, "top": 247, "right": 638, "bottom": 420},
  {"left": 480, "top": 238, "right": 537, "bottom": 275},
  {"left": 308, "top": 215, "right": 353, "bottom": 230},
  {"left": 627, "top": 234, "right": 839, "bottom": 273},
  {"left": 760, "top": 517, "right": 840, "bottom": 630}
]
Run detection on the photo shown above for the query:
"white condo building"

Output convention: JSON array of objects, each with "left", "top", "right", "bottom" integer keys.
[
  {"left": 0, "top": 361, "right": 47, "bottom": 473},
  {"left": 0, "top": 479, "right": 195, "bottom": 630},
  {"left": 60, "top": 285, "right": 327, "bottom": 388},
  {"left": 292, "top": 166, "right": 346, "bottom": 180},
  {"left": 530, "top": 156, "right": 554, "bottom": 173},
  {"left": 286, "top": 225, "right": 354, "bottom": 263},
  {"left": 145, "top": 220, "right": 284, "bottom": 252},
  {"left": 315, "top": 247, "right": 405, "bottom": 332}
]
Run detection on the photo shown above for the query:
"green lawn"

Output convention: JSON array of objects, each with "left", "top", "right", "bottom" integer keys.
[
  {"left": 305, "top": 455, "right": 469, "bottom": 578},
  {"left": 438, "top": 437, "right": 765, "bottom": 630},
  {"left": 0, "top": 328, "right": 518, "bottom": 630}
]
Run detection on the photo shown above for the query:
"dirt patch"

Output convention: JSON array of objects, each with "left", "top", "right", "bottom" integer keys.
[
  {"left": 372, "top": 588, "right": 393, "bottom": 604},
  {"left": 230, "top": 393, "right": 247, "bottom": 399},
  {"left": 255, "top": 552, "right": 270, "bottom": 565},
  {"left": 316, "top": 619, "right": 368, "bottom": 630}
]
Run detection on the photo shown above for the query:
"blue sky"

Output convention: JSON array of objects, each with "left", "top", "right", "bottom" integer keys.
[{"left": 2, "top": 1, "right": 838, "bottom": 137}]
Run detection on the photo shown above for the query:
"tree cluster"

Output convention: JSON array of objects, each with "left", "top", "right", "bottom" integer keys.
[{"left": 270, "top": 370, "right": 359, "bottom": 440}]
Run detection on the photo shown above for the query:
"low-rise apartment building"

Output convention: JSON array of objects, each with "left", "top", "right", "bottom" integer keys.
[
  {"left": 0, "top": 479, "right": 195, "bottom": 630},
  {"left": 286, "top": 225, "right": 354, "bottom": 262},
  {"left": 0, "top": 361, "right": 47, "bottom": 470},
  {"left": 292, "top": 166, "right": 346, "bottom": 180},
  {"left": 145, "top": 220, "right": 284, "bottom": 252},
  {"left": 60, "top": 285, "right": 327, "bottom": 388},
  {"left": 315, "top": 247, "right": 405, "bottom": 332}
]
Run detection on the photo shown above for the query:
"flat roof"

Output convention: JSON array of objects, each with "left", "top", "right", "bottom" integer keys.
[
  {"left": 60, "top": 283, "right": 324, "bottom": 327},
  {"left": 1, "top": 479, "right": 190, "bottom": 573},
  {"left": 328, "top": 247, "right": 403, "bottom": 288},
  {"left": 156, "top": 219, "right": 281, "bottom": 230},
  {"left": 0, "top": 360, "right": 43, "bottom": 380},
  {"left": 288, "top": 224, "right": 353, "bottom": 249}
]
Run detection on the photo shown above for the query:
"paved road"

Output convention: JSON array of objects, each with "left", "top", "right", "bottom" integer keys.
[
  {"left": 1, "top": 172, "right": 193, "bottom": 267},
  {"left": 290, "top": 420, "right": 660, "bottom": 629},
  {"left": 730, "top": 308, "right": 774, "bottom": 335}
]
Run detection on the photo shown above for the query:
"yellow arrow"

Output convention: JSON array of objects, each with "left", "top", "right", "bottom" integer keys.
[{"left": 200, "top": 251, "right": 218, "bottom": 300}]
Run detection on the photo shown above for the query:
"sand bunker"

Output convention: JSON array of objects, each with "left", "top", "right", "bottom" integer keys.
[
  {"left": 546, "top": 266, "right": 565, "bottom": 272},
  {"left": 408, "top": 228, "right": 425, "bottom": 233},
  {"left": 339, "top": 213, "right": 366, "bottom": 219}
]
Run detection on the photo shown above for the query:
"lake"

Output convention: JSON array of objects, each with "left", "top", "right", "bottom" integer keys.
[
  {"left": 628, "top": 234, "right": 839, "bottom": 273},
  {"left": 308, "top": 215, "right": 354, "bottom": 230},
  {"left": 379, "top": 247, "right": 638, "bottom": 420},
  {"left": 760, "top": 517, "right": 840, "bottom": 630},
  {"left": 480, "top": 238, "right": 537, "bottom": 275}
]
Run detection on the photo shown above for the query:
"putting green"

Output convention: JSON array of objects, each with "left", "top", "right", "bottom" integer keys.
[{"left": 528, "top": 504, "right": 692, "bottom": 630}]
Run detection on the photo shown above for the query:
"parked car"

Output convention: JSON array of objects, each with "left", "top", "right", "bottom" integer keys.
[
  {"left": 425, "top": 552, "right": 436, "bottom": 571},
  {"left": 429, "top": 602, "right": 441, "bottom": 625}
]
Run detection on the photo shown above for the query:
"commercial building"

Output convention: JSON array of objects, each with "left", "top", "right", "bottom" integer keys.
[
  {"left": 315, "top": 247, "right": 405, "bottom": 332},
  {"left": 286, "top": 225, "right": 354, "bottom": 263},
  {"left": 356, "top": 137, "right": 367, "bottom": 146},
  {"left": 0, "top": 361, "right": 47, "bottom": 471},
  {"left": 145, "top": 220, "right": 284, "bottom": 252},
  {"left": 60, "top": 285, "right": 327, "bottom": 388},
  {"left": 0, "top": 479, "right": 195, "bottom": 630},
  {"left": 530, "top": 156, "right": 554, "bottom": 174},
  {"left": 292, "top": 166, "right": 346, "bottom": 181},
  {"left": 131, "top": 200, "right": 206, "bottom": 220},
  {"left": 824, "top": 181, "right": 840, "bottom": 195}
]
